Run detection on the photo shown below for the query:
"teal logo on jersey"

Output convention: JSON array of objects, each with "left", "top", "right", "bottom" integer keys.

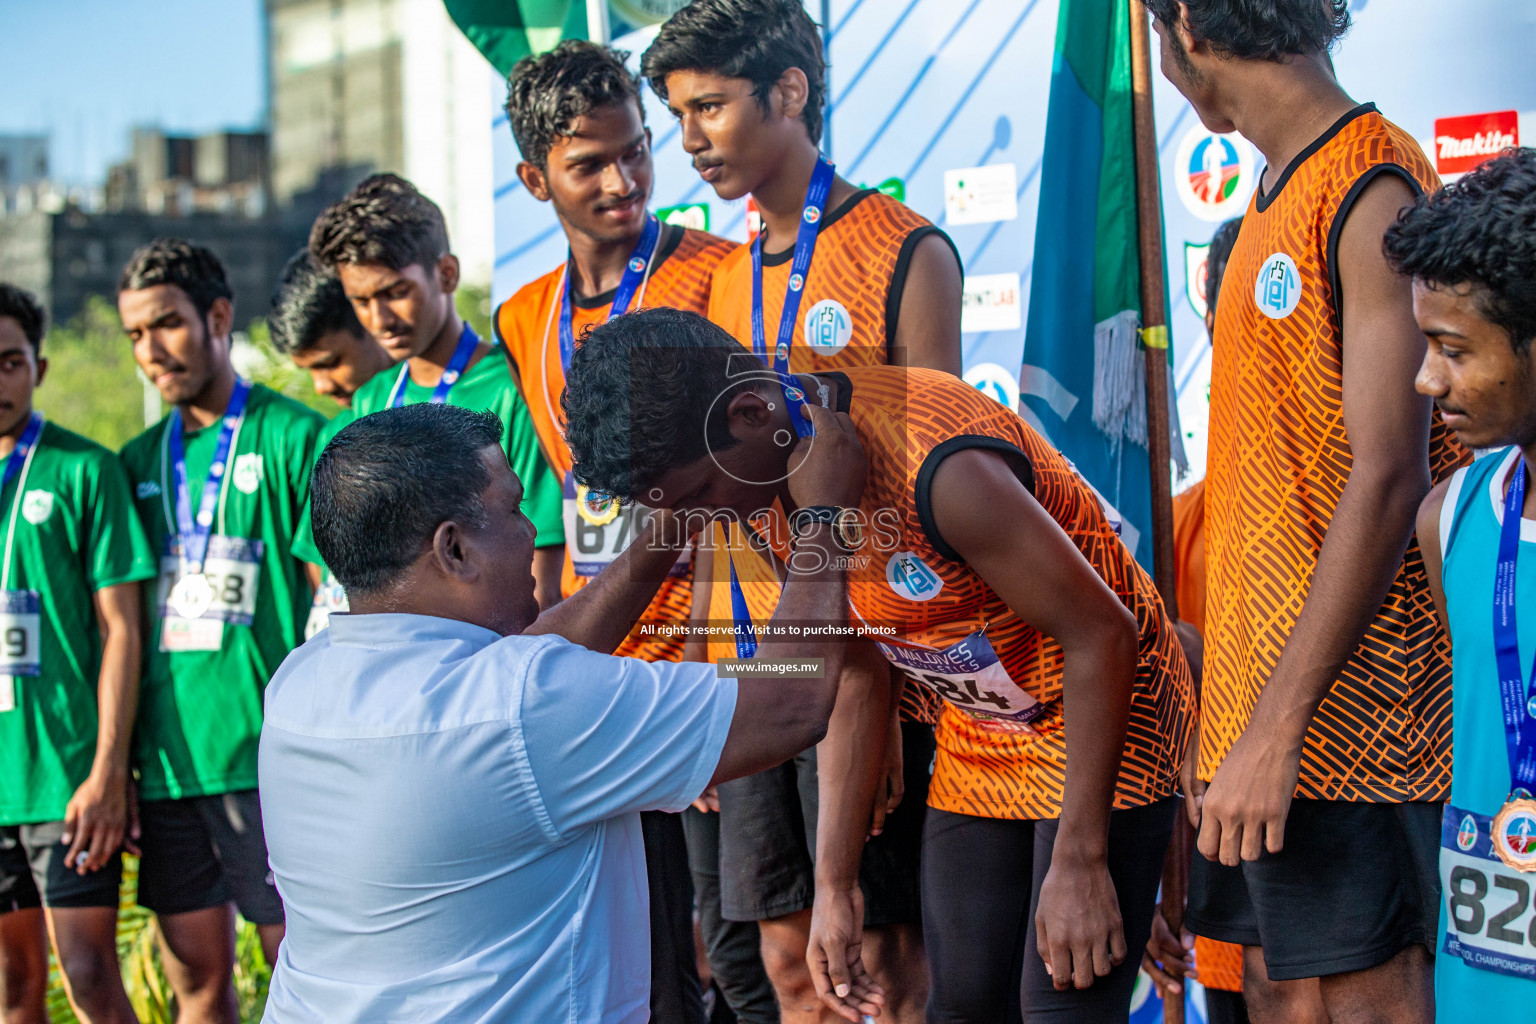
[
  {"left": 886, "top": 551, "right": 943, "bottom": 602},
  {"left": 136, "top": 481, "right": 161, "bottom": 499}
]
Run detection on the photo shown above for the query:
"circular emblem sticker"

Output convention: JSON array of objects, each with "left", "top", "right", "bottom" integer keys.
[
  {"left": 576, "top": 484, "right": 620, "bottom": 526},
  {"left": 628, "top": 256, "right": 647, "bottom": 273},
  {"left": 1457, "top": 813, "right": 1478, "bottom": 852},
  {"left": 1174, "top": 126, "right": 1255, "bottom": 222},
  {"left": 788, "top": 273, "right": 804, "bottom": 293},
  {"left": 803, "top": 206, "right": 821, "bottom": 224},
  {"left": 775, "top": 342, "right": 789, "bottom": 364},
  {"left": 20, "top": 489, "right": 53, "bottom": 525},
  {"left": 803, "top": 299, "right": 853, "bottom": 354},
  {"left": 963, "top": 362, "right": 1021, "bottom": 411},
  {"left": 783, "top": 386, "right": 805, "bottom": 403},
  {"left": 1253, "top": 253, "right": 1302, "bottom": 320},
  {"left": 886, "top": 551, "right": 943, "bottom": 602}
]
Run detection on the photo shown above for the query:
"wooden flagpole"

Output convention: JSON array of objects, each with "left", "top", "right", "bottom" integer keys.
[
  {"left": 1129, "top": 4, "right": 1189, "bottom": 1023},
  {"left": 1128, "top": 0, "right": 1179, "bottom": 618}
]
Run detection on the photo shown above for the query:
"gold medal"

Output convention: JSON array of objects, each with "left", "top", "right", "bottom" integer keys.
[
  {"left": 1490, "top": 797, "right": 1536, "bottom": 873},
  {"left": 576, "top": 484, "right": 620, "bottom": 527}
]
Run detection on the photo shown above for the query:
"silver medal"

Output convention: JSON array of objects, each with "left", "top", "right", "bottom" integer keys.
[{"left": 169, "top": 573, "right": 215, "bottom": 620}]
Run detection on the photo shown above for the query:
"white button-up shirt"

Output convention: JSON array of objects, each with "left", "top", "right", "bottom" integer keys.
[{"left": 257, "top": 612, "right": 737, "bottom": 1023}]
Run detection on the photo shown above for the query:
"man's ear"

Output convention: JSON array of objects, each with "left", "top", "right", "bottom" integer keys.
[
  {"left": 436, "top": 253, "right": 461, "bottom": 296},
  {"left": 774, "top": 67, "right": 810, "bottom": 124},
  {"left": 1175, "top": 2, "right": 1201, "bottom": 55},
  {"left": 33, "top": 356, "right": 48, "bottom": 389},
  {"left": 518, "top": 161, "right": 552, "bottom": 202},
  {"left": 430, "top": 519, "right": 479, "bottom": 582},
  {"left": 726, "top": 387, "right": 775, "bottom": 442},
  {"left": 207, "top": 296, "right": 234, "bottom": 342}
]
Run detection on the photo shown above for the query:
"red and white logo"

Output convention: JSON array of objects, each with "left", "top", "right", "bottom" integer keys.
[{"left": 1434, "top": 110, "right": 1519, "bottom": 176}]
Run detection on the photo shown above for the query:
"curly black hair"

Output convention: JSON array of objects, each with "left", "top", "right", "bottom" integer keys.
[
  {"left": 642, "top": 0, "right": 826, "bottom": 145},
  {"left": 1142, "top": 0, "right": 1350, "bottom": 61},
  {"left": 0, "top": 284, "right": 46, "bottom": 354},
  {"left": 506, "top": 40, "right": 644, "bottom": 169},
  {"left": 1384, "top": 147, "right": 1536, "bottom": 354},
  {"left": 309, "top": 173, "right": 450, "bottom": 274},
  {"left": 563, "top": 307, "right": 765, "bottom": 501},
  {"left": 118, "top": 238, "right": 233, "bottom": 322},
  {"left": 268, "top": 249, "right": 368, "bottom": 355}
]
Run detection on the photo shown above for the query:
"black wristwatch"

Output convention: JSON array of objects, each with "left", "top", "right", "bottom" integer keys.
[{"left": 790, "top": 506, "right": 864, "bottom": 552}]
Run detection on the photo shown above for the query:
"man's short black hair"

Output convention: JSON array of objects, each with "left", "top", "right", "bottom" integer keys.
[
  {"left": 309, "top": 173, "right": 451, "bottom": 275},
  {"left": 564, "top": 307, "right": 760, "bottom": 501},
  {"left": 1385, "top": 147, "right": 1536, "bottom": 355},
  {"left": 268, "top": 249, "right": 368, "bottom": 355},
  {"left": 506, "top": 40, "right": 645, "bottom": 169},
  {"left": 118, "top": 238, "right": 234, "bottom": 322},
  {"left": 0, "top": 284, "right": 46, "bottom": 355},
  {"left": 311, "top": 404, "right": 505, "bottom": 594},
  {"left": 1143, "top": 0, "right": 1350, "bottom": 61},
  {"left": 1205, "top": 216, "right": 1243, "bottom": 320},
  {"left": 642, "top": 0, "right": 826, "bottom": 145}
]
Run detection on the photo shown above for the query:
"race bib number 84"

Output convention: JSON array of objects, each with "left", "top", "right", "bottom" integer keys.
[
  {"left": 877, "top": 630, "right": 1047, "bottom": 733},
  {"left": 1441, "top": 804, "right": 1536, "bottom": 980}
]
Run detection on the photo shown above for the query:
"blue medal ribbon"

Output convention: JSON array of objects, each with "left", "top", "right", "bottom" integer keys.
[
  {"left": 388, "top": 323, "right": 482, "bottom": 409},
  {"left": 0, "top": 414, "right": 44, "bottom": 495},
  {"left": 751, "top": 157, "right": 834, "bottom": 444},
  {"left": 728, "top": 162, "right": 837, "bottom": 659},
  {"left": 169, "top": 378, "right": 251, "bottom": 574},
  {"left": 558, "top": 214, "right": 661, "bottom": 372},
  {"left": 1493, "top": 455, "right": 1536, "bottom": 796}
]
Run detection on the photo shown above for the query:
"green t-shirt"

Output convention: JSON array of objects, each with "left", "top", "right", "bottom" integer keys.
[
  {"left": 120, "top": 384, "right": 323, "bottom": 800},
  {"left": 0, "top": 420, "right": 157, "bottom": 825},
  {"left": 354, "top": 349, "right": 564, "bottom": 545},
  {"left": 290, "top": 409, "right": 353, "bottom": 569}
]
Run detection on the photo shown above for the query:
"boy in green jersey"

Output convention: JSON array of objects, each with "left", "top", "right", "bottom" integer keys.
[
  {"left": 0, "top": 284, "right": 156, "bottom": 1024},
  {"left": 308, "top": 174, "right": 566, "bottom": 608},
  {"left": 267, "top": 249, "right": 392, "bottom": 411},
  {"left": 117, "top": 239, "right": 322, "bottom": 1024},
  {"left": 268, "top": 250, "right": 395, "bottom": 636}
]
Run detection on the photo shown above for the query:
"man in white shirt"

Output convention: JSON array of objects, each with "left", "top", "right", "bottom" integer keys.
[{"left": 257, "top": 401, "right": 870, "bottom": 1023}]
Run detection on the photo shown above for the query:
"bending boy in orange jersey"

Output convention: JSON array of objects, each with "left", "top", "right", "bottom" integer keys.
[
  {"left": 494, "top": 40, "right": 738, "bottom": 1024},
  {"left": 563, "top": 308, "right": 1193, "bottom": 1024},
  {"left": 1147, "top": 2, "right": 1467, "bottom": 1021},
  {"left": 641, "top": 2, "right": 964, "bottom": 1019}
]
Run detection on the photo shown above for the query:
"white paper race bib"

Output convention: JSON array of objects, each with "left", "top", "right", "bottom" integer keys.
[
  {"left": 562, "top": 471, "right": 689, "bottom": 579},
  {"left": 876, "top": 629, "right": 1047, "bottom": 733},
  {"left": 305, "top": 575, "right": 348, "bottom": 640},
  {"left": 157, "top": 536, "right": 264, "bottom": 652},
  {"left": 0, "top": 590, "right": 39, "bottom": 712},
  {"left": 1440, "top": 804, "right": 1536, "bottom": 980}
]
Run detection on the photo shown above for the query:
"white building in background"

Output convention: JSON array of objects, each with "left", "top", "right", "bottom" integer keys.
[{"left": 266, "top": 0, "right": 496, "bottom": 284}]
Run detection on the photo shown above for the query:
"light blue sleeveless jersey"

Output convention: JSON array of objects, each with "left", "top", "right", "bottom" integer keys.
[{"left": 1438, "top": 447, "right": 1536, "bottom": 1017}]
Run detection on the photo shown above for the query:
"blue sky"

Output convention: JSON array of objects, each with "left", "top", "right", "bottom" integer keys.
[{"left": 0, "top": 0, "right": 265, "bottom": 186}]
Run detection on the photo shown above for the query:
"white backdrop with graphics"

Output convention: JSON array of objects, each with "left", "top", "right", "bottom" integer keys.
[{"left": 490, "top": 0, "right": 1536, "bottom": 482}]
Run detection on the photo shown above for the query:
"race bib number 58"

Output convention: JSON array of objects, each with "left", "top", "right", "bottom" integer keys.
[{"left": 1441, "top": 804, "right": 1536, "bottom": 980}]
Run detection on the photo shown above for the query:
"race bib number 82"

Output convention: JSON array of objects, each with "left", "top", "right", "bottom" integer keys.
[{"left": 1441, "top": 804, "right": 1536, "bottom": 980}]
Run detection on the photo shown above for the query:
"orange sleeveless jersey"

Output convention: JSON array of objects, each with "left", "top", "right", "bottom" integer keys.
[
  {"left": 494, "top": 223, "right": 736, "bottom": 661},
  {"left": 706, "top": 189, "right": 952, "bottom": 370},
  {"left": 707, "top": 367, "right": 1192, "bottom": 820},
  {"left": 702, "top": 187, "right": 957, "bottom": 702},
  {"left": 1202, "top": 105, "right": 1468, "bottom": 801}
]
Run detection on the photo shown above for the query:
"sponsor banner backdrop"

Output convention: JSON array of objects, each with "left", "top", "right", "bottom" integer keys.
[{"left": 490, "top": 0, "right": 1536, "bottom": 478}]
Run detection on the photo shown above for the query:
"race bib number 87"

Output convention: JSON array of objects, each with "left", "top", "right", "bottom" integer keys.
[{"left": 1440, "top": 804, "right": 1536, "bottom": 980}]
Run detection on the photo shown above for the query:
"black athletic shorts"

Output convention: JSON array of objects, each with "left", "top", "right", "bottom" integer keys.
[
  {"left": 922, "top": 798, "right": 1177, "bottom": 1023},
  {"left": 0, "top": 821, "right": 122, "bottom": 911},
  {"left": 135, "top": 791, "right": 284, "bottom": 925},
  {"left": 1184, "top": 799, "right": 1439, "bottom": 981},
  {"left": 717, "top": 721, "right": 934, "bottom": 926}
]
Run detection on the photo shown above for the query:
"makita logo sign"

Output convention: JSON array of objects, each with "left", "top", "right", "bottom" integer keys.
[{"left": 1435, "top": 110, "right": 1519, "bottom": 175}]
